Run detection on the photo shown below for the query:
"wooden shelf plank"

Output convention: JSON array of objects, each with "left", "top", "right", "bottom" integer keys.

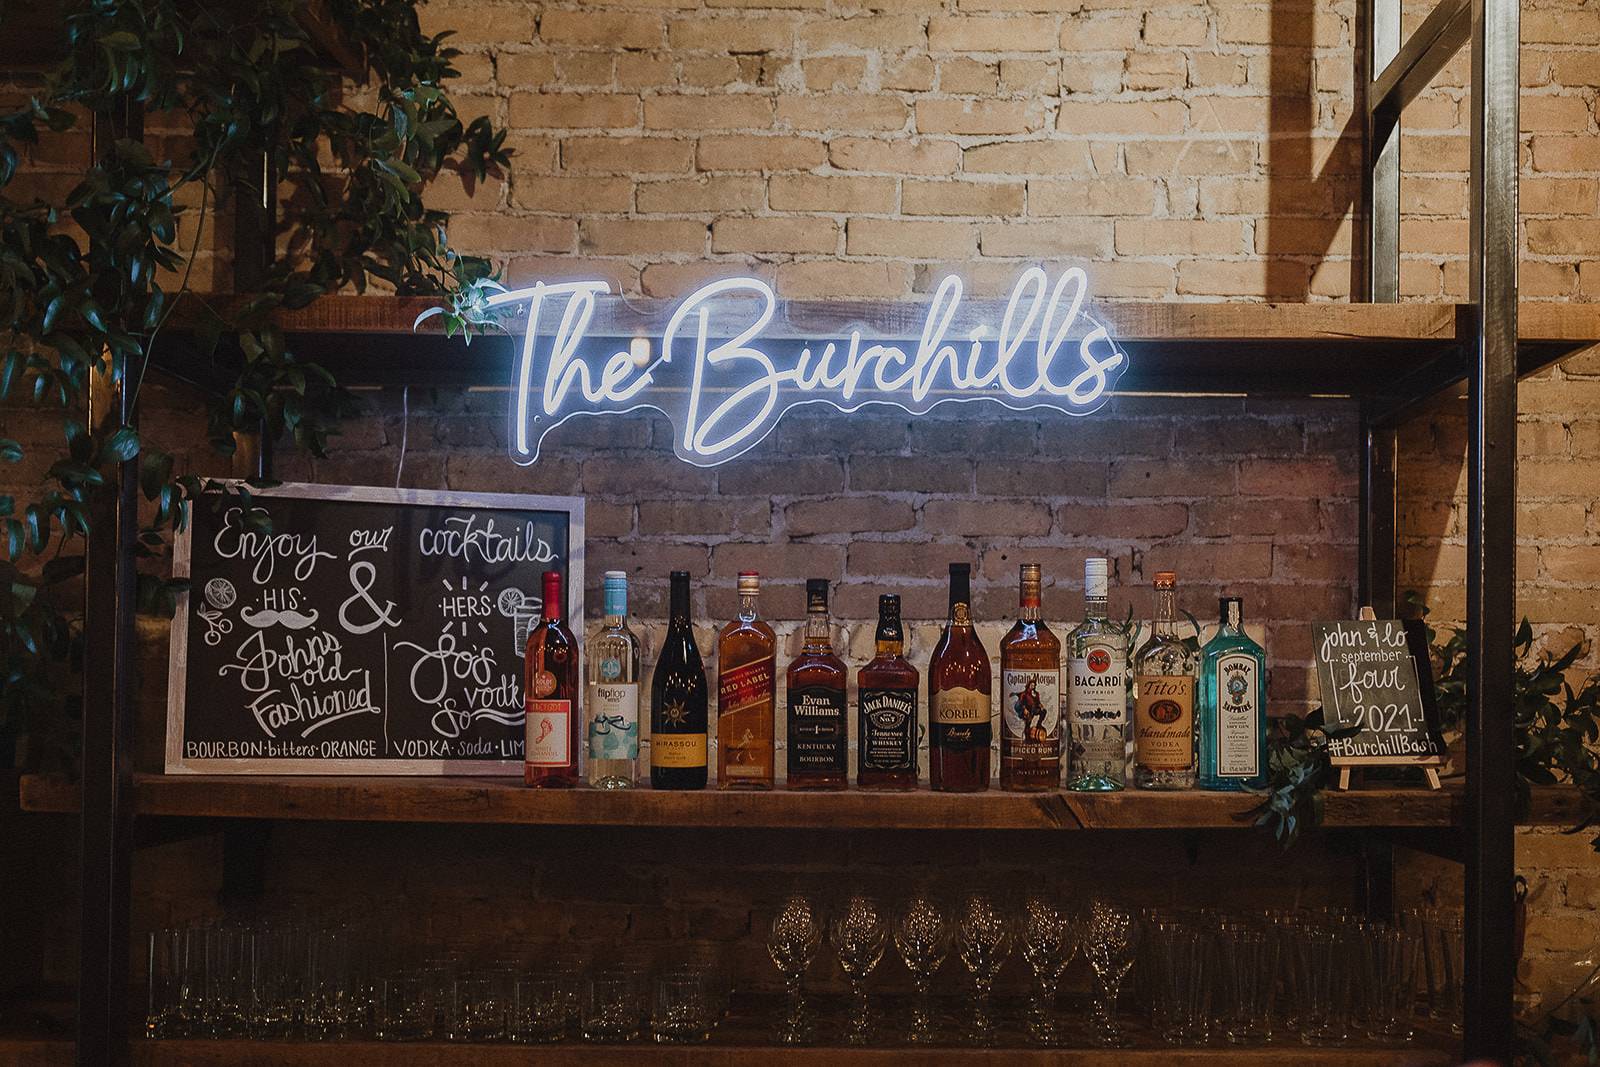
[
  {"left": 13, "top": 772, "right": 1454, "bottom": 829},
  {"left": 0, "top": 1036, "right": 1455, "bottom": 1067}
]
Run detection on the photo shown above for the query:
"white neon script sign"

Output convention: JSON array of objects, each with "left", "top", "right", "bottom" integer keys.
[{"left": 480, "top": 266, "right": 1128, "bottom": 467}]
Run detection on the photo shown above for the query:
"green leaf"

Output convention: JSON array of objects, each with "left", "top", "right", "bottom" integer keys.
[{"left": 102, "top": 426, "right": 141, "bottom": 463}]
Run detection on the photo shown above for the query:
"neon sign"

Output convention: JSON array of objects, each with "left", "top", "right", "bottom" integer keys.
[{"left": 453, "top": 266, "right": 1129, "bottom": 467}]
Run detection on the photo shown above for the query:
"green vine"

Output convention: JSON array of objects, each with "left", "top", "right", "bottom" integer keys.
[{"left": 0, "top": 0, "right": 508, "bottom": 768}]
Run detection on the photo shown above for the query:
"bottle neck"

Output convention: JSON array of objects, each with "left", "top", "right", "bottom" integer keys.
[
  {"left": 803, "top": 607, "right": 831, "bottom": 650},
  {"left": 1221, "top": 601, "right": 1243, "bottom": 632},
  {"left": 1154, "top": 588, "right": 1176, "bottom": 636},
  {"left": 1019, "top": 593, "right": 1041, "bottom": 623},
  {"left": 1083, "top": 593, "right": 1109, "bottom": 622},
  {"left": 669, "top": 579, "right": 690, "bottom": 626},
  {"left": 542, "top": 587, "right": 563, "bottom": 622},
  {"left": 949, "top": 601, "right": 971, "bottom": 629},
  {"left": 738, "top": 592, "right": 758, "bottom": 623},
  {"left": 874, "top": 636, "right": 904, "bottom": 658}
]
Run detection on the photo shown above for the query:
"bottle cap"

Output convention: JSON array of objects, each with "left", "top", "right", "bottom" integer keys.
[
  {"left": 541, "top": 570, "right": 563, "bottom": 620},
  {"left": 1153, "top": 571, "right": 1177, "bottom": 590},
  {"left": 1220, "top": 596, "right": 1243, "bottom": 627},
  {"left": 602, "top": 571, "right": 627, "bottom": 616},
  {"left": 1019, "top": 563, "right": 1042, "bottom": 608},
  {"left": 805, "top": 578, "right": 829, "bottom": 611},
  {"left": 737, "top": 571, "right": 760, "bottom": 596},
  {"left": 604, "top": 570, "right": 627, "bottom": 583},
  {"left": 1084, "top": 557, "right": 1109, "bottom": 599}
]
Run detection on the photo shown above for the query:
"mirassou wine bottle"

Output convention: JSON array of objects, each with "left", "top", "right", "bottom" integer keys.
[
  {"left": 1132, "top": 571, "right": 1197, "bottom": 790},
  {"left": 586, "top": 570, "right": 641, "bottom": 789},
  {"left": 856, "top": 594, "right": 919, "bottom": 791},
  {"left": 651, "top": 570, "right": 708, "bottom": 790},
  {"left": 785, "top": 578, "right": 848, "bottom": 790},
  {"left": 1000, "top": 563, "right": 1062, "bottom": 792},
  {"left": 524, "top": 569, "right": 580, "bottom": 788},
  {"left": 1065, "top": 557, "right": 1129, "bottom": 792},
  {"left": 717, "top": 571, "right": 776, "bottom": 790},
  {"left": 1197, "top": 597, "right": 1269, "bottom": 791},
  {"left": 928, "top": 562, "right": 992, "bottom": 792}
]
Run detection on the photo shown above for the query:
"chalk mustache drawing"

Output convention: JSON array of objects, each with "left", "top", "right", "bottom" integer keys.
[{"left": 239, "top": 607, "right": 321, "bottom": 630}]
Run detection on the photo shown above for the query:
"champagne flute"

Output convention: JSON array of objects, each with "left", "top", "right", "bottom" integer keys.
[
  {"left": 893, "top": 894, "right": 950, "bottom": 1044},
  {"left": 1085, "top": 900, "right": 1139, "bottom": 1048},
  {"left": 954, "top": 892, "right": 1013, "bottom": 1046},
  {"left": 767, "top": 894, "right": 823, "bottom": 1045},
  {"left": 829, "top": 894, "right": 889, "bottom": 1045},
  {"left": 1019, "top": 896, "right": 1079, "bottom": 1045}
]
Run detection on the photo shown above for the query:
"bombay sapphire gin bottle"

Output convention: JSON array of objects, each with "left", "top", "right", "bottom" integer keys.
[
  {"left": 1197, "top": 597, "right": 1268, "bottom": 791},
  {"left": 586, "top": 571, "right": 641, "bottom": 788}
]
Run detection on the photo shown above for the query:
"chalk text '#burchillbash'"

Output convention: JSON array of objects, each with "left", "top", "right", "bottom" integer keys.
[{"left": 486, "top": 266, "right": 1130, "bottom": 467}]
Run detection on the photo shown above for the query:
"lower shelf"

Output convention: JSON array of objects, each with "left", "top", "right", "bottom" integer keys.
[{"left": 0, "top": 1036, "right": 1457, "bottom": 1066}]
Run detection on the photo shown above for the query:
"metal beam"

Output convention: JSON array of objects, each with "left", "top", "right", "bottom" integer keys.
[
  {"left": 1462, "top": 0, "right": 1519, "bottom": 1057},
  {"left": 1369, "top": 0, "right": 1472, "bottom": 120},
  {"left": 1358, "top": 0, "right": 1403, "bottom": 301},
  {"left": 1358, "top": 407, "right": 1399, "bottom": 617}
]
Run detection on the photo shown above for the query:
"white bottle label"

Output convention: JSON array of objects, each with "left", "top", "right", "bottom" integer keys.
[
  {"left": 526, "top": 699, "right": 572, "bottom": 767},
  {"left": 1068, "top": 643, "right": 1127, "bottom": 724},
  {"left": 588, "top": 682, "right": 639, "bottom": 760},
  {"left": 1216, "top": 653, "right": 1260, "bottom": 778}
]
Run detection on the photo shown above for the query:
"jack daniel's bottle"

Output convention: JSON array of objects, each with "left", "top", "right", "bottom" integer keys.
[{"left": 857, "top": 595, "right": 919, "bottom": 790}]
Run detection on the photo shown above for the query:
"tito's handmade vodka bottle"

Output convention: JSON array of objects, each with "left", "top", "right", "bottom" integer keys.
[
  {"left": 1132, "top": 571, "right": 1198, "bottom": 790},
  {"left": 1064, "top": 558, "right": 1129, "bottom": 792}
]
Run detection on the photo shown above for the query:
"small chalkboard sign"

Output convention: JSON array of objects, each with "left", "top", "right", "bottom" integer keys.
[
  {"left": 165, "top": 483, "right": 583, "bottom": 774},
  {"left": 1313, "top": 612, "right": 1446, "bottom": 786}
]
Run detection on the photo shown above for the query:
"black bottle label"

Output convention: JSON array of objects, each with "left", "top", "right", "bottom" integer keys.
[
  {"left": 787, "top": 685, "right": 847, "bottom": 777},
  {"left": 859, "top": 687, "right": 916, "bottom": 772}
]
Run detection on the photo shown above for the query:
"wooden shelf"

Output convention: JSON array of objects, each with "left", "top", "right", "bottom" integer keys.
[
  {"left": 0, "top": 1036, "right": 1457, "bottom": 1066},
  {"left": 154, "top": 295, "right": 1600, "bottom": 393},
  {"left": 17, "top": 773, "right": 1583, "bottom": 830}
]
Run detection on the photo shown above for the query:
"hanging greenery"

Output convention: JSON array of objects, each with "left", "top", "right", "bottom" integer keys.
[{"left": 0, "top": 0, "right": 509, "bottom": 767}]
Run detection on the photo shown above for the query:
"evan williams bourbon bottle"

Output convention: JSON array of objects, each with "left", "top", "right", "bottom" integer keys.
[
  {"left": 651, "top": 570, "right": 708, "bottom": 790},
  {"left": 524, "top": 569, "right": 580, "bottom": 787},
  {"left": 928, "top": 563, "right": 992, "bottom": 792},
  {"left": 717, "top": 571, "right": 776, "bottom": 790},
  {"left": 786, "top": 579, "right": 848, "bottom": 790},
  {"left": 1000, "top": 563, "right": 1062, "bottom": 791},
  {"left": 857, "top": 594, "right": 919, "bottom": 790}
]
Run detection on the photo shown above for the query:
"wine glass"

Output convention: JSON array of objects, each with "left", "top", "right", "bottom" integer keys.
[
  {"left": 767, "top": 894, "right": 823, "bottom": 1045},
  {"left": 1084, "top": 900, "right": 1139, "bottom": 1048},
  {"left": 829, "top": 894, "right": 889, "bottom": 1045},
  {"left": 1019, "top": 896, "right": 1079, "bottom": 1045},
  {"left": 893, "top": 894, "right": 950, "bottom": 1044},
  {"left": 954, "top": 892, "right": 1014, "bottom": 1046}
]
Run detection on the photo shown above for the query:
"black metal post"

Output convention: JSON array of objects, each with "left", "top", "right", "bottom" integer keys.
[
  {"left": 232, "top": 144, "right": 276, "bottom": 292},
  {"left": 78, "top": 101, "right": 143, "bottom": 1067},
  {"left": 1358, "top": 408, "right": 1399, "bottom": 618},
  {"left": 1463, "top": 0, "right": 1519, "bottom": 1058}
]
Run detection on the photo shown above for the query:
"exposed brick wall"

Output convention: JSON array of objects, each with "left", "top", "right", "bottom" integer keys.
[{"left": 6, "top": 0, "right": 1600, "bottom": 1022}]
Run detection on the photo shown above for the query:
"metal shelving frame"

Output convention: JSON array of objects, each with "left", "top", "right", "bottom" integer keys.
[{"left": 63, "top": 0, "right": 1527, "bottom": 1061}]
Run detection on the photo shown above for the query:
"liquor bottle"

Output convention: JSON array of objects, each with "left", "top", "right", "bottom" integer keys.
[
  {"left": 717, "top": 571, "right": 776, "bottom": 790},
  {"left": 999, "top": 563, "right": 1062, "bottom": 792},
  {"left": 786, "top": 578, "right": 848, "bottom": 790},
  {"left": 928, "top": 562, "right": 992, "bottom": 792},
  {"left": 651, "top": 570, "right": 708, "bottom": 790},
  {"left": 857, "top": 594, "right": 919, "bottom": 791},
  {"left": 1197, "top": 597, "right": 1269, "bottom": 791},
  {"left": 1132, "top": 571, "right": 1198, "bottom": 790},
  {"left": 1064, "top": 557, "right": 1130, "bottom": 792},
  {"left": 586, "top": 570, "right": 641, "bottom": 789},
  {"left": 524, "top": 569, "right": 580, "bottom": 788}
]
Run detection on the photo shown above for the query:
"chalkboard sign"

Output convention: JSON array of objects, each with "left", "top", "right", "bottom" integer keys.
[
  {"left": 1312, "top": 618, "right": 1446, "bottom": 765},
  {"left": 165, "top": 483, "right": 584, "bottom": 774}
]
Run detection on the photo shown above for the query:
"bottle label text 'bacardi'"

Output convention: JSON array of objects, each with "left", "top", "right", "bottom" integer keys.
[{"left": 1068, "top": 642, "right": 1126, "bottom": 779}]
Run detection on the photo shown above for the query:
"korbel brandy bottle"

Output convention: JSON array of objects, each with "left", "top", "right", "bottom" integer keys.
[
  {"left": 928, "top": 562, "right": 992, "bottom": 792},
  {"left": 524, "top": 569, "right": 580, "bottom": 788},
  {"left": 651, "top": 570, "right": 708, "bottom": 790},
  {"left": 999, "top": 563, "right": 1062, "bottom": 791},
  {"left": 785, "top": 578, "right": 848, "bottom": 790},
  {"left": 717, "top": 571, "right": 777, "bottom": 790},
  {"left": 857, "top": 594, "right": 919, "bottom": 790}
]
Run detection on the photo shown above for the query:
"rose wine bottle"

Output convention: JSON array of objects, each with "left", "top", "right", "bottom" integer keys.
[
  {"left": 928, "top": 562, "right": 991, "bottom": 792},
  {"left": 524, "top": 569, "right": 580, "bottom": 787},
  {"left": 857, "top": 594, "right": 919, "bottom": 791},
  {"left": 650, "top": 570, "right": 708, "bottom": 790},
  {"left": 785, "top": 578, "right": 848, "bottom": 790},
  {"left": 717, "top": 571, "right": 776, "bottom": 790},
  {"left": 999, "top": 563, "right": 1062, "bottom": 791}
]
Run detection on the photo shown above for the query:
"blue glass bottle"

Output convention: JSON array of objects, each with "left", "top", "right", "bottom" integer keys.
[{"left": 1197, "top": 597, "right": 1268, "bottom": 791}]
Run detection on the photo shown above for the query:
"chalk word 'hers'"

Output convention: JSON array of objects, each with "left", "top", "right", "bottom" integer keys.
[{"left": 489, "top": 266, "right": 1129, "bottom": 467}]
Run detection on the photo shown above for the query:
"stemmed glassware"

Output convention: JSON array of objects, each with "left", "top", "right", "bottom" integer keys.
[
  {"left": 893, "top": 894, "right": 950, "bottom": 1044},
  {"left": 954, "top": 892, "right": 1014, "bottom": 1046},
  {"left": 766, "top": 893, "right": 823, "bottom": 1045},
  {"left": 1084, "top": 900, "right": 1139, "bottom": 1048},
  {"left": 1018, "top": 896, "right": 1078, "bottom": 1046},
  {"left": 829, "top": 894, "right": 889, "bottom": 1045}
]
